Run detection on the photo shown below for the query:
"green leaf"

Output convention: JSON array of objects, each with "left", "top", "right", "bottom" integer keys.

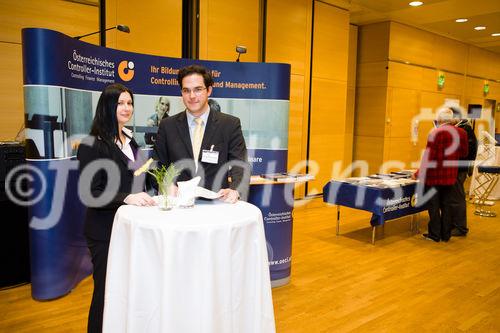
[{"left": 147, "top": 163, "right": 180, "bottom": 191}]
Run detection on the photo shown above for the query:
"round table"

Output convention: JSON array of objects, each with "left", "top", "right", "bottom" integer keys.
[{"left": 102, "top": 200, "right": 275, "bottom": 333}]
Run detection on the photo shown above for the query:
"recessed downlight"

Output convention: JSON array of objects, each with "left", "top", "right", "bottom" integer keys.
[
  {"left": 409, "top": 1, "right": 423, "bottom": 6},
  {"left": 455, "top": 18, "right": 468, "bottom": 23},
  {"left": 474, "top": 26, "right": 486, "bottom": 31},
  {"left": 492, "top": 33, "right": 500, "bottom": 37}
]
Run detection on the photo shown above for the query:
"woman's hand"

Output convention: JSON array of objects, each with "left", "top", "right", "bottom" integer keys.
[{"left": 124, "top": 192, "right": 156, "bottom": 206}]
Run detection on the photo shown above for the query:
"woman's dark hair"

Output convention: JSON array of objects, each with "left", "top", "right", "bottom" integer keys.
[
  {"left": 177, "top": 64, "right": 213, "bottom": 88},
  {"left": 90, "top": 83, "right": 133, "bottom": 144}
]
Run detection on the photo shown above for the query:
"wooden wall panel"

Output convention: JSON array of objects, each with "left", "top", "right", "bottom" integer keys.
[
  {"left": 0, "top": 0, "right": 99, "bottom": 141},
  {"left": 383, "top": 137, "right": 414, "bottom": 171},
  {"left": 357, "top": 22, "right": 389, "bottom": 64},
  {"left": 432, "top": 35, "right": 468, "bottom": 74},
  {"left": 388, "top": 63, "right": 465, "bottom": 95},
  {"left": 310, "top": 78, "right": 347, "bottom": 135},
  {"left": 265, "top": 0, "right": 312, "bottom": 197},
  {"left": 106, "top": 0, "right": 118, "bottom": 45},
  {"left": 488, "top": 81, "right": 500, "bottom": 101},
  {"left": 0, "top": 44, "right": 24, "bottom": 141},
  {"left": 467, "top": 46, "right": 500, "bottom": 80},
  {"left": 421, "top": 69, "right": 464, "bottom": 96},
  {"left": 353, "top": 136, "right": 384, "bottom": 175},
  {"left": 415, "top": 118, "right": 435, "bottom": 156},
  {"left": 356, "top": 62, "right": 388, "bottom": 88},
  {"left": 347, "top": 25, "right": 358, "bottom": 90},
  {"left": 465, "top": 77, "right": 490, "bottom": 99},
  {"left": 311, "top": 1, "right": 349, "bottom": 81},
  {"left": 420, "top": 91, "right": 461, "bottom": 111},
  {"left": 344, "top": 85, "right": 355, "bottom": 168},
  {"left": 199, "top": 0, "right": 260, "bottom": 61},
  {"left": 0, "top": 0, "right": 99, "bottom": 44},
  {"left": 106, "top": 0, "right": 182, "bottom": 57},
  {"left": 288, "top": 74, "right": 306, "bottom": 171},
  {"left": 266, "top": 0, "right": 310, "bottom": 75},
  {"left": 353, "top": 87, "right": 387, "bottom": 137},
  {"left": 387, "top": 62, "right": 423, "bottom": 90},
  {"left": 389, "top": 22, "right": 433, "bottom": 67},
  {"left": 344, "top": 25, "right": 358, "bottom": 166},
  {"left": 308, "top": 133, "right": 345, "bottom": 193},
  {"left": 355, "top": 21, "right": 388, "bottom": 174},
  {"left": 307, "top": 2, "right": 350, "bottom": 191},
  {"left": 386, "top": 88, "right": 418, "bottom": 139},
  {"left": 391, "top": 22, "right": 468, "bottom": 76}
]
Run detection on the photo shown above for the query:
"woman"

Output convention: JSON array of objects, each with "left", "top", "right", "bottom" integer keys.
[
  {"left": 77, "top": 83, "right": 155, "bottom": 333},
  {"left": 145, "top": 96, "right": 170, "bottom": 144},
  {"left": 146, "top": 96, "right": 170, "bottom": 127}
]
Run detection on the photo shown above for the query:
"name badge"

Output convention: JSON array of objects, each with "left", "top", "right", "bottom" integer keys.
[{"left": 201, "top": 149, "right": 219, "bottom": 164}]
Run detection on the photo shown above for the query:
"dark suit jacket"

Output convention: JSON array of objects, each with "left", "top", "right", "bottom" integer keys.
[
  {"left": 77, "top": 135, "right": 148, "bottom": 241},
  {"left": 154, "top": 107, "right": 250, "bottom": 200}
]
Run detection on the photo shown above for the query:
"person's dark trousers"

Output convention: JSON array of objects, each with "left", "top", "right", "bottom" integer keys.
[
  {"left": 450, "top": 171, "right": 469, "bottom": 235},
  {"left": 86, "top": 237, "right": 110, "bottom": 333},
  {"left": 426, "top": 185, "right": 454, "bottom": 241}
]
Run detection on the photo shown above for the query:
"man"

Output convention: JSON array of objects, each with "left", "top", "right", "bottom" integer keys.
[
  {"left": 414, "top": 107, "right": 468, "bottom": 242},
  {"left": 154, "top": 64, "right": 249, "bottom": 203},
  {"left": 449, "top": 107, "right": 478, "bottom": 236}
]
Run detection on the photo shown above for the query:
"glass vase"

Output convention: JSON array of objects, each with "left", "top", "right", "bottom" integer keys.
[{"left": 158, "top": 182, "right": 175, "bottom": 210}]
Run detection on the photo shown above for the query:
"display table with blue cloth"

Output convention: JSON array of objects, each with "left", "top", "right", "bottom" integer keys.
[{"left": 323, "top": 180, "right": 427, "bottom": 244}]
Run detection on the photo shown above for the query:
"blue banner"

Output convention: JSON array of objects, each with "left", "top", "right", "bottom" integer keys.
[
  {"left": 22, "top": 28, "right": 290, "bottom": 100},
  {"left": 22, "top": 28, "right": 291, "bottom": 299},
  {"left": 248, "top": 184, "right": 294, "bottom": 284}
]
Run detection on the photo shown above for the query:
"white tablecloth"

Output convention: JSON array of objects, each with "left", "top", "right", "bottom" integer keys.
[{"left": 103, "top": 200, "right": 275, "bottom": 333}]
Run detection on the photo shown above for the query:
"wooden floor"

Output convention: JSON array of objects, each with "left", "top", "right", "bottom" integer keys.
[{"left": 1, "top": 199, "right": 499, "bottom": 332}]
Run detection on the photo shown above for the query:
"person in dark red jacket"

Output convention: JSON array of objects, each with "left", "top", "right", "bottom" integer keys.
[{"left": 414, "top": 107, "right": 468, "bottom": 242}]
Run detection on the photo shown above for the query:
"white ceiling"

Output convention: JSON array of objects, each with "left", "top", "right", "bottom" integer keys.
[{"left": 325, "top": 0, "right": 500, "bottom": 54}]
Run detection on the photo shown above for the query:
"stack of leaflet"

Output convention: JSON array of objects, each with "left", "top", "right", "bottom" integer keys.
[
  {"left": 258, "top": 173, "right": 314, "bottom": 183},
  {"left": 343, "top": 173, "right": 417, "bottom": 188},
  {"left": 391, "top": 170, "right": 414, "bottom": 178}
]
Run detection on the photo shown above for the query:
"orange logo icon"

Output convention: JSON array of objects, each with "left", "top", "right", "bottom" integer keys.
[
  {"left": 411, "top": 194, "right": 417, "bottom": 207},
  {"left": 118, "top": 60, "right": 135, "bottom": 81}
]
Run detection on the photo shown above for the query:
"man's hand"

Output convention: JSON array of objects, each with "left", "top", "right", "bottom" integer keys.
[
  {"left": 124, "top": 192, "right": 156, "bottom": 206},
  {"left": 217, "top": 188, "right": 240, "bottom": 204}
]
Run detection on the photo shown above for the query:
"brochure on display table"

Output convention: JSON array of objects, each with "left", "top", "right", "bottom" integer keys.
[
  {"left": 342, "top": 172, "right": 417, "bottom": 188},
  {"left": 259, "top": 173, "right": 314, "bottom": 182}
]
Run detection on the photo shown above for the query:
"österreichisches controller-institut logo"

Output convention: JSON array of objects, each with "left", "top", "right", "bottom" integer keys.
[{"left": 118, "top": 60, "right": 135, "bottom": 81}]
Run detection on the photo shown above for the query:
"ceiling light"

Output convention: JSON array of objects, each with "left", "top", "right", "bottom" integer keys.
[
  {"left": 409, "top": 1, "right": 423, "bottom": 6},
  {"left": 492, "top": 33, "right": 500, "bottom": 37},
  {"left": 474, "top": 26, "right": 486, "bottom": 31},
  {"left": 455, "top": 18, "right": 468, "bottom": 23}
]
